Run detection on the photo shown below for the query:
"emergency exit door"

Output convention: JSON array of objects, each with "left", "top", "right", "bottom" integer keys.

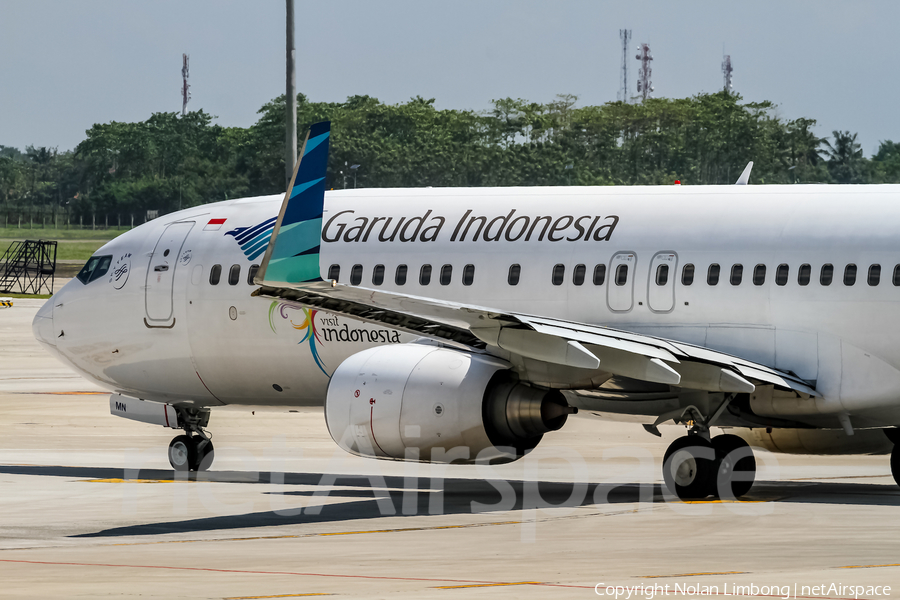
[
  {"left": 648, "top": 252, "right": 677, "bottom": 313},
  {"left": 607, "top": 252, "right": 636, "bottom": 312},
  {"left": 145, "top": 221, "right": 194, "bottom": 325}
]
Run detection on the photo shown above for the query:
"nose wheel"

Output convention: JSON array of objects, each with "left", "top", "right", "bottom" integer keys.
[{"left": 168, "top": 434, "right": 215, "bottom": 472}]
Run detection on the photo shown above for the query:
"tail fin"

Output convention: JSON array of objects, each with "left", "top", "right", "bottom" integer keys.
[{"left": 256, "top": 121, "right": 330, "bottom": 285}]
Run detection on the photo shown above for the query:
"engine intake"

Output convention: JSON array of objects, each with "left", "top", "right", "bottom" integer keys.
[{"left": 325, "top": 344, "right": 575, "bottom": 463}]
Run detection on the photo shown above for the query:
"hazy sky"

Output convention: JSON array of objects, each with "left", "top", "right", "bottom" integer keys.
[{"left": 2, "top": 1, "right": 897, "bottom": 155}]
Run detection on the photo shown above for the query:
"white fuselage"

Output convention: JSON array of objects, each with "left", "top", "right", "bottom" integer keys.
[{"left": 34, "top": 184, "right": 900, "bottom": 429}]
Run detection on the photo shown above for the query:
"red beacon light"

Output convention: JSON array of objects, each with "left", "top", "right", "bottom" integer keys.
[{"left": 674, "top": 180, "right": 681, "bottom": 185}]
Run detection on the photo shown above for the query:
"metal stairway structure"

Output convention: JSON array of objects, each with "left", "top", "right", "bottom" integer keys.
[{"left": 0, "top": 240, "right": 57, "bottom": 295}]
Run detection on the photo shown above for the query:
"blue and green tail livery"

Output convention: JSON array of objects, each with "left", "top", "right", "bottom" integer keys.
[{"left": 257, "top": 121, "right": 330, "bottom": 285}]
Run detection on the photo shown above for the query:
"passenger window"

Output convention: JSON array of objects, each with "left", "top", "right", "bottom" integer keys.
[
  {"left": 655, "top": 264, "right": 669, "bottom": 286},
  {"left": 798, "top": 263, "right": 811, "bottom": 286},
  {"left": 508, "top": 264, "right": 521, "bottom": 286},
  {"left": 552, "top": 264, "right": 565, "bottom": 286},
  {"left": 753, "top": 264, "right": 766, "bottom": 286},
  {"left": 775, "top": 264, "right": 789, "bottom": 286},
  {"left": 868, "top": 264, "right": 881, "bottom": 286},
  {"left": 843, "top": 264, "right": 857, "bottom": 286},
  {"left": 707, "top": 264, "right": 720, "bottom": 286},
  {"left": 593, "top": 264, "right": 606, "bottom": 285},
  {"left": 573, "top": 264, "right": 586, "bottom": 286},
  {"left": 76, "top": 254, "right": 113, "bottom": 284},
  {"left": 615, "top": 264, "right": 628, "bottom": 286},
  {"left": 327, "top": 264, "right": 340, "bottom": 282},
  {"left": 820, "top": 264, "right": 833, "bottom": 286},
  {"left": 209, "top": 264, "right": 222, "bottom": 285},
  {"left": 730, "top": 264, "right": 743, "bottom": 286},
  {"left": 462, "top": 264, "right": 475, "bottom": 286},
  {"left": 420, "top": 264, "right": 432, "bottom": 285},
  {"left": 681, "top": 264, "right": 694, "bottom": 286},
  {"left": 372, "top": 264, "right": 385, "bottom": 286},
  {"left": 894, "top": 265, "right": 900, "bottom": 286},
  {"left": 228, "top": 264, "right": 241, "bottom": 285},
  {"left": 440, "top": 264, "right": 452, "bottom": 285},
  {"left": 247, "top": 264, "right": 259, "bottom": 285},
  {"left": 350, "top": 264, "right": 363, "bottom": 285},
  {"left": 395, "top": 264, "right": 407, "bottom": 286}
]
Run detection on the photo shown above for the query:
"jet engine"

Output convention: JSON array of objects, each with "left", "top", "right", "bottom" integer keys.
[{"left": 325, "top": 344, "right": 575, "bottom": 463}]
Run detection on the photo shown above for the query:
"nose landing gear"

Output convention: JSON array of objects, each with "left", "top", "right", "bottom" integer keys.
[
  {"left": 168, "top": 433, "right": 215, "bottom": 472},
  {"left": 168, "top": 408, "right": 214, "bottom": 472}
]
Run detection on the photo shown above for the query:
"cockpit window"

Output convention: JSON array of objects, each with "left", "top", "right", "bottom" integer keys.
[{"left": 76, "top": 255, "right": 112, "bottom": 284}]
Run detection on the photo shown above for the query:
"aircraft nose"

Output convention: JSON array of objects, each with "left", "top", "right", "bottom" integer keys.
[{"left": 32, "top": 299, "right": 54, "bottom": 346}]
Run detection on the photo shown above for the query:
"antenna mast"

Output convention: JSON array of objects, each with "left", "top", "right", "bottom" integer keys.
[
  {"left": 285, "top": 0, "right": 297, "bottom": 189},
  {"left": 635, "top": 43, "right": 653, "bottom": 102},
  {"left": 722, "top": 54, "right": 733, "bottom": 92},
  {"left": 181, "top": 54, "right": 191, "bottom": 116},
  {"left": 618, "top": 29, "right": 632, "bottom": 102}
]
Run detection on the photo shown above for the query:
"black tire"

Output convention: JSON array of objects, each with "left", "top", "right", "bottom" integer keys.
[
  {"left": 711, "top": 434, "right": 756, "bottom": 498},
  {"left": 663, "top": 435, "right": 716, "bottom": 499},
  {"left": 891, "top": 444, "right": 900, "bottom": 487},
  {"left": 168, "top": 435, "right": 197, "bottom": 472},
  {"left": 195, "top": 438, "right": 215, "bottom": 472},
  {"left": 885, "top": 428, "right": 900, "bottom": 445}
]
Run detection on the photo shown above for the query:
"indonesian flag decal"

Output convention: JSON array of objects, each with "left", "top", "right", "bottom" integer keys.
[{"left": 204, "top": 218, "right": 227, "bottom": 231}]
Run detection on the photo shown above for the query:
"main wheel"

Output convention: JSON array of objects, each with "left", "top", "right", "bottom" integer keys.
[
  {"left": 195, "top": 438, "right": 215, "bottom": 471},
  {"left": 891, "top": 444, "right": 900, "bottom": 487},
  {"left": 168, "top": 435, "right": 197, "bottom": 472},
  {"left": 711, "top": 434, "right": 756, "bottom": 498},
  {"left": 663, "top": 435, "right": 716, "bottom": 499}
]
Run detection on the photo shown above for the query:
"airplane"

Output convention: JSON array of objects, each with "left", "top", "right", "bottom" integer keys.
[{"left": 32, "top": 121, "right": 900, "bottom": 500}]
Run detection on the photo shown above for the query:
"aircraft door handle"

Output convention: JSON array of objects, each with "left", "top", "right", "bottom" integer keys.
[{"left": 154, "top": 265, "right": 169, "bottom": 272}]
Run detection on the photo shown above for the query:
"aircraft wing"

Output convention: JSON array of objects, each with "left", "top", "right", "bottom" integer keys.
[
  {"left": 254, "top": 121, "right": 817, "bottom": 401},
  {"left": 252, "top": 280, "right": 818, "bottom": 398}
]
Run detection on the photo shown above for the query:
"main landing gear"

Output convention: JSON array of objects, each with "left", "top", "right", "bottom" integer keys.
[
  {"left": 882, "top": 428, "right": 900, "bottom": 487},
  {"left": 663, "top": 430, "right": 756, "bottom": 500},
  {"left": 168, "top": 408, "right": 215, "bottom": 472}
]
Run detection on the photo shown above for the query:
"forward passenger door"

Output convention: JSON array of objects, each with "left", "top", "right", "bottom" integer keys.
[{"left": 145, "top": 221, "right": 194, "bottom": 326}]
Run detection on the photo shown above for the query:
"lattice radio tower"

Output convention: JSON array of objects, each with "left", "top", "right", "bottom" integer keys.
[
  {"left": 618, "top": 29, "right": 632, "bottom": 102},
  {"left": 181, "top": 54, "right": 191, "bottom": 116},
  {"left": 635, "top": 43, "right": 653, "bottom": 102},
  {"left": 722, "top": 54, "right": 733, "bottom": 92}
]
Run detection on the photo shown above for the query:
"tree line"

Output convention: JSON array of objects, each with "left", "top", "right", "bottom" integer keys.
[{"left": 3, "top": 91, "right": 900, "bottom": 220}]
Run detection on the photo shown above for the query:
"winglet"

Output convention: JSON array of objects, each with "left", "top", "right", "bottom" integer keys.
[
  {"left": 735, "top": 161, "right": 753, "bottom": 185},
  {"left": 256, "top": 121, "right": 331, "bottom": 285}
]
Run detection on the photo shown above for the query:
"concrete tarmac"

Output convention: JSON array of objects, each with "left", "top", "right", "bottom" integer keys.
[{"left": 2, "top": 299, "right": 900, "bottom": 599}]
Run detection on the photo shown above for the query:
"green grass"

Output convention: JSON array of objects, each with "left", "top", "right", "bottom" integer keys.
[
  {"left": 0, "top": 240, "right": 105, "bottom": 262},
  {"left": 0, "top": 226, "right": 128, "bottom": 241},
  {"left": 1, "top": 228, "right": 127, "bottom": 261},
  {"left": 53, "top": 241, "right": 109, "bottom": 261}
]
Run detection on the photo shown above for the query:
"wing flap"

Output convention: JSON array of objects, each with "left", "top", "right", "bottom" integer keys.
[{"left": 254, "top": 281, "right": 818, "bottom": 396}]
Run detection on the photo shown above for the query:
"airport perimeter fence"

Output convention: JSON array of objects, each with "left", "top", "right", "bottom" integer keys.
[{"left": 0, "top": 206, "right": 160, "bottom": 234}]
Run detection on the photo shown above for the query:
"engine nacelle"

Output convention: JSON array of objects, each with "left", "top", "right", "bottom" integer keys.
[
  {"left": 325, "top": 344, "right": 574, "bottom": 463},
  {"left": 734, "top": 427, "right": 892, "bottom": 455}
]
